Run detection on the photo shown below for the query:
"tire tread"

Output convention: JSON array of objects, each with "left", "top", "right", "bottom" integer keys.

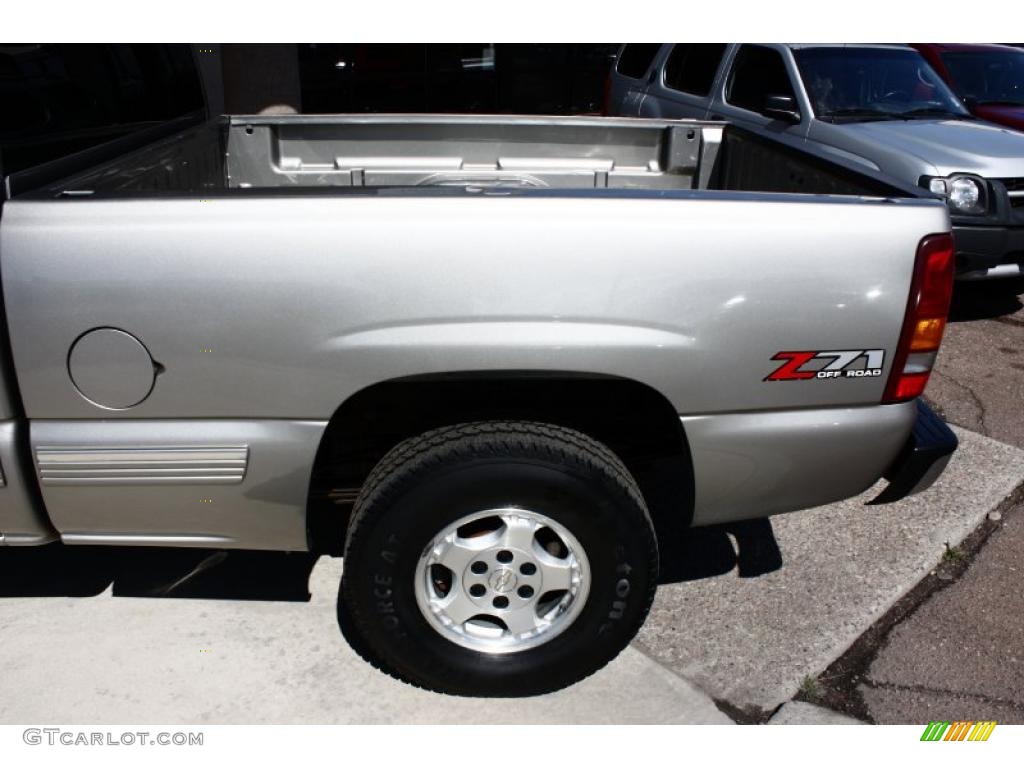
[{"left": 340, "top": 420, "right": 658, "bottom": 696}]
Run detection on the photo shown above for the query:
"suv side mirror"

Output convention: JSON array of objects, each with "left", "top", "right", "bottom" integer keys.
[{"left": 763, "top": 94, "right": 801, "bottom": 124}]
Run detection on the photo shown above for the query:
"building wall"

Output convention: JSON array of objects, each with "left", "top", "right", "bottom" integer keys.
[{"left": 196, "top": 43, "right": 617, "bottom": 117}]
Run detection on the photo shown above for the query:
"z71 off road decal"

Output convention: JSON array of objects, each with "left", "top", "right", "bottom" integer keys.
[{"left": 765, "top": 349, "right": 885, "bottom": 381}]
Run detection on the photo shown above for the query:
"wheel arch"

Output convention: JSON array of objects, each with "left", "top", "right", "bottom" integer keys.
[{"left": 306, "top": 371, "right": 695, "bottom": 555}]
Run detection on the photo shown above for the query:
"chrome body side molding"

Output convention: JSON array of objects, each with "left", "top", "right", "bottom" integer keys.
[
  {"left": 36, "top": 446, "right": 249, "bottom": 485},
  {"left": 60, "top": 533, "right": 238, "bottom": 547}
]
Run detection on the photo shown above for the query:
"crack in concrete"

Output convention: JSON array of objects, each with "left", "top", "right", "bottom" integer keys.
[
  {"left": 804, "top": 482, "right": 1024, "bottom": 723},
  {"left": 629, "top": 640, "right": 753, "bottom": 723},
  {"left": 860, "top": 678, "right": 1024, "bottom": 714},
  {"left": 931, "top": 368, "right": 989, "bottom": 436}
]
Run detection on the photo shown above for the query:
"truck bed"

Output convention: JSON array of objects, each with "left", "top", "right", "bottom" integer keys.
[
  {"left": 0, "top": 114, "right": 948, "bottom": 551},
  {"left": 16, "top": 114, "right": 917, "bottom": 199}
]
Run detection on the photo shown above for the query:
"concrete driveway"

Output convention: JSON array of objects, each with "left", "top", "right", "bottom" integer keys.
[{"left": 0, "top": 551, "right": 727, "bottom": 724}]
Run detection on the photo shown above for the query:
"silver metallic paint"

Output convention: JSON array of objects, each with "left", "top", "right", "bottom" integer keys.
[
  {"left": 613, "top": 45, "right": 1024, "bottom": 279},
  {"left": 0, "top": 115, "right": 953, "bottom": 546},
  {"left": 615, "top": 44, "right": 1024, "bottom": 182},
  {"left": 683, "top": 402, "right": 917, "bottom": 525},
  {"left": 0, "top": 420, "right": 59, "bottom": 545},
  {"left": 227, "top": 115, "right": 709, "bottom": 190},
  {"left": 31, "top": 420, "right": 324, "bottom": 550},
  {"left": 1, "top": 195, "right": 946, "bottom": 422},
  {"left": 0, "top": 334, "right": 16, "bottom": 421},
  {"left": 67, "top": 327, "right": 158, "bottom": 410}
]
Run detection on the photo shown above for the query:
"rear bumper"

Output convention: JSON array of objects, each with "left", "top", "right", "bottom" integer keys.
[
  {"left": 953, "top": 224, "right": 1024, "bottom": 279},
  {"left": 868, "top": 399, "right": 958, "bottom": 504},
  {"left": 682, "top": 400, "right": 918, "bottom": 526}
]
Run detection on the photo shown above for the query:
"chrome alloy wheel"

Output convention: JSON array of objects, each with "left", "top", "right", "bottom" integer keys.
[{"left": 414, "top": 507, "right": 590, "bottom": 654}]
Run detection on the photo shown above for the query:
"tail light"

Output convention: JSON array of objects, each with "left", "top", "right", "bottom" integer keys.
[{"left": 882, "top": 233, "right": 955, "bottom": 403}]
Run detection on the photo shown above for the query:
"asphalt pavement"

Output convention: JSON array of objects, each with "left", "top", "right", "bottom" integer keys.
[
  {"left": 860, "top": 500, "right": 1024, "bottom": 724},
  {"left": 927, "top": 277, "right": 1024, "bottom": 448},
  {"left": 854, "top": 277, "right": 1024, "bottom": 724}
]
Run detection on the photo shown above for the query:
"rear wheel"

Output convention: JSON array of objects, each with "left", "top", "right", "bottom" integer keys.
[{"left": 338, "top": 421, "right": 659, "bottom": 696}]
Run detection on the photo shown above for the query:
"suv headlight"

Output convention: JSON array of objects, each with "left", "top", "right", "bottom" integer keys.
[{"left": 922, "top": 174, "right": 988, "bottom": 215}]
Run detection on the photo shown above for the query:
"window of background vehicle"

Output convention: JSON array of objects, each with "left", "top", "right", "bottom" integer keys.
[
  {"left": 726, "top": 45, "right": 795, "bottom": 113},
  {"left": 664, "top": 43, "right": 727, "bottom": 96},
  {"left": 794, "top": 47, "right": 969, "bottom": 118},
  {"left": 616, "top": 44, "right": 661, "bottom": 80},
  {"left": 941, "top": 49, "right": 1024, "bottom": 106}
]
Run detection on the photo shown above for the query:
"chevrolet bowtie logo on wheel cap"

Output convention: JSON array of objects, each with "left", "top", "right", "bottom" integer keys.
[{"left": 920, "top": 721, "right": 997, "bottom": 741}]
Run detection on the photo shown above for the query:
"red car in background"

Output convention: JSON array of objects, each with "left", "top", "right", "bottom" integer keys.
[{"left": 913, "top": 44, "right": 1024, "bottom": 131}]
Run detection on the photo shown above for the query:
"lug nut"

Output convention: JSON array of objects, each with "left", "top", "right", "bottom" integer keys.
[
  {"left": 496, "top": 550, "right": 513, "bottom": 563},
  {"left": 518, "top": 585, "right": 534, "bottom": 599},
  {"left": 520, "top": 562, "right": 536, "bottom": 576},
  {"left": 470, "top": 561, "right": 488, "bottom": 575},
  {"left": 469, "top": 584, "right": 486, "bottom": 597},
  {"left": 492, "top": 596, "right": 509, "bottom": 609}
]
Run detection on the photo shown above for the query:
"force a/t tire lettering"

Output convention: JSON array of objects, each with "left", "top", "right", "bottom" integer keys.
[{"left": 338, "top": 421, "right": 659, "bottom": 697}]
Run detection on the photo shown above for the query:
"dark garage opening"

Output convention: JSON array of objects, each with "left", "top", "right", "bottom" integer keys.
[{"left": 298, "top": 44, "right": 617, "bottom": 115}]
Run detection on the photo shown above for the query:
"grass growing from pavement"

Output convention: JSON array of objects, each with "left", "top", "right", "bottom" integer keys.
[
  {"left": 799, "top": 674, "right": 823, "bottom": 703},
  {"left": 943, "top": 544, "right": 966, "bottom": 563}
]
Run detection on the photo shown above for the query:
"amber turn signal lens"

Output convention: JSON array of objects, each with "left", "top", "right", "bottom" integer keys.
[
  {"left": 883, "top": 233, "right": 955, "bottom": 404},
  {"left": 909, "top": 317, "right": 946, "bottom": 352}
]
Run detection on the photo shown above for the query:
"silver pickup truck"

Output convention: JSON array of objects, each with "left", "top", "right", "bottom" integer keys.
[{"left": 0, "top": 109, "right": 959, "bottom": 696}]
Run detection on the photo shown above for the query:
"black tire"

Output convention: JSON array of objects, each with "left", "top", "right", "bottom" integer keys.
[{"left": 338, "top": 420, "right": 659, "bottom": 697}]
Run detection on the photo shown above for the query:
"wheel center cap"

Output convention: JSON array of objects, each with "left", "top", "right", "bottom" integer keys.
[{"left": 488, "top": 567, "right": 517, "bottom": 593}]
